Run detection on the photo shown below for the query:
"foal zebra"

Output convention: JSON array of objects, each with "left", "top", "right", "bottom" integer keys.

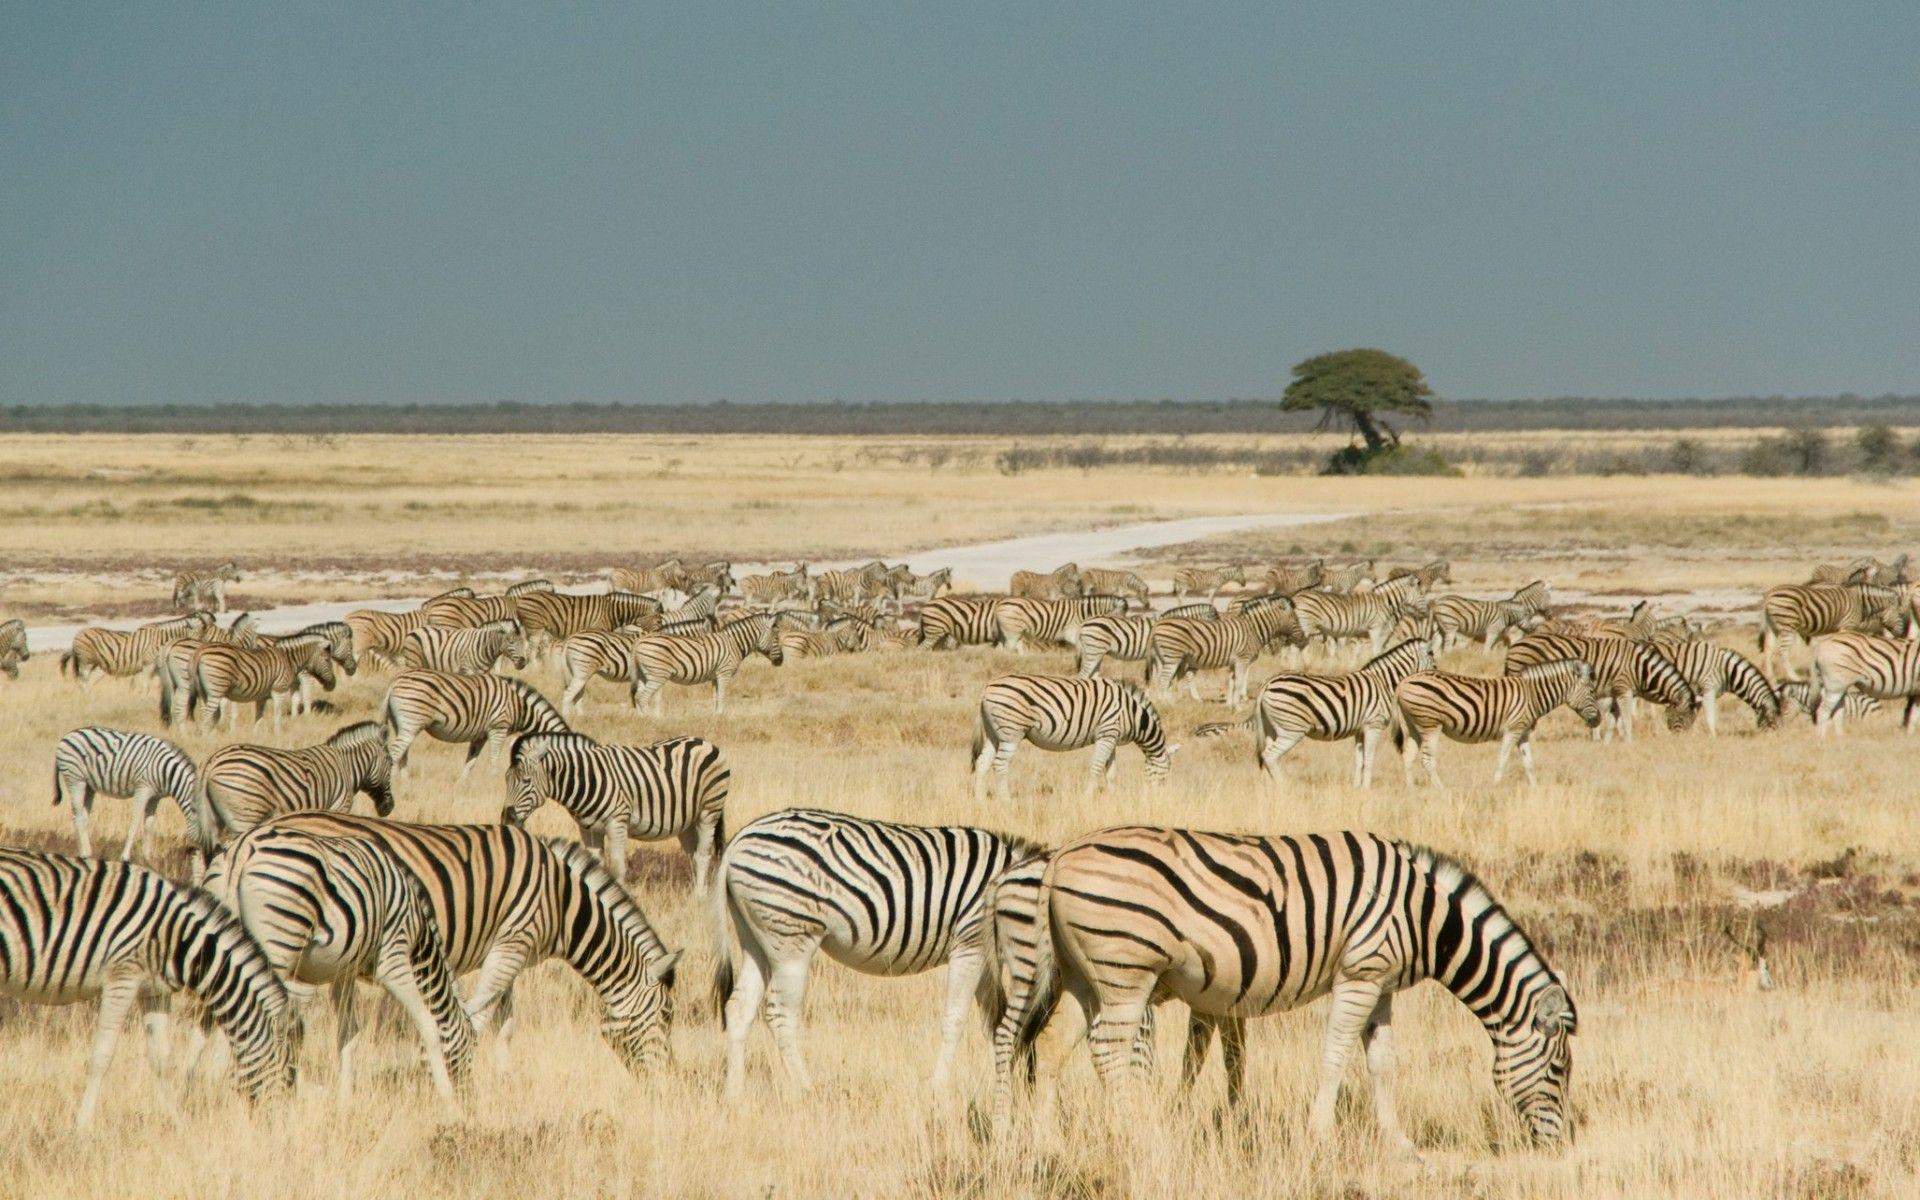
[
  {"left": 1, "top": 617, "right": 27, "bottom": 678},
  {"left": 993, "top": 595, "right": 1127, "bottom": 653},
  {"left": 1395, "top": 660, "right": 1601, "bottom": 786},
  {"left": 1171, "top": 565, "right": 1246, "bottom": 602},
  {"left": 918, "top": 594, "right": 1005, "bottom": 649},
  {"left": 971, "top": 675, "right": 1174, "bottom": 801},
  {"left": 1385, "top": 559, "right": 1453, "bottom": 588},
  {"left": 204, "top": 823, "right": 474, "bottom": 1108},
  {"left": 628, "top": 612, "right": 784, "bottom": 714},
  {"left": 400, "top": 619, "right": 530, "bottom": 675},
  {"left": 0, "top": 849, "right": 299, "bottom": 1129},
  {"left": 1431, "top": 582, "right": 1552, "bottom": 650},
  {"left": 1291, "top": 573, "right": 1429, "bottom": 656},
  {"left": 711, "top": 808, "right": 1041, "bottom": 1096},
  {"left": 171, "top": 562, "right": 241, "bottom": 614},
  {"left": 1810, "top": 632, "right": 1920, "bottom": 734},
  {"left": 383, "top": 671, "right": 571, "bottom": 777},
  {"left": 201, "top": 721, "right": 395, "bottom": 837},
  {"left": 53, "top": 726, "right": 216, "bottom": 878},
  {"left": 1006, "top": 827, "right": 1577, "bottom": 1150},
  {"left": 1651, "top": 637, "right": 1780, "bottom": 734},
  {"left": 63, "top": 612, "right": 214, "bottom": 690},
  {"left": 504, "top": 731, "right": 730, "bottom": 893},
  {"left": 1503, "top": 632, "right": 1697, "bottom": 740},
  {"left": 1760, "top": 583, "right": 1907, "bottom": 679},
  {"left": 1775, "top": 678, "right": 1879, "bottom": 725},
  {"left": 266, "top": 812, "right": 681, "bottom": 1072},
  {"left": 1073, "top": 604, "right": 1217, "bottom": 679},
  {"left": 1146, "top": 598, "right": 1302, "bottom": 704},
  {"left": 1195, "top": 638, "right": 1434, "bottom": 787}
]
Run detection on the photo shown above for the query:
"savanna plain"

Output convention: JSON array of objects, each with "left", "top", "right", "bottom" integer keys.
[{"left": 0, "top": 433, "right": 1916, "bottom": 1199}]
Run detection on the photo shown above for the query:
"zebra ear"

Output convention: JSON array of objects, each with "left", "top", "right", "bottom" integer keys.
[
  {"left": 645, "top": 950, "right": 682, "bottom": 988},
  {"left": 1533, "top": 984, "right": 1577, "bottom": 1035}
]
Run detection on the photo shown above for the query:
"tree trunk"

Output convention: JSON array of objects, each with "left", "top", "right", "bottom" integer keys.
[{"left": 1351, "top": 409, "right": 1388, "bottom": 453}]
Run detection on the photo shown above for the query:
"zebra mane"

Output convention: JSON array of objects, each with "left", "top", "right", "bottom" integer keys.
[
  {"left": 1399, "top": 841, "right": 1572, "bottom": 1028},
  {"left": 538, "top": 836, "right": 672, "bottom": 960},
  {"left": 1516, "top": 658, "right": 1590, "bottom": 682},
  {"left": 327, "top": 721, "right": 386, "bottom": 748},
  {"left": 171, "top": 883, "right": 292, "bottom": 1009},
  {"left": 506, "top": 578, "right": 554, "bottom": 596},
  {"left": 506, "top": 728, "right": 597, "bottom": 765}
]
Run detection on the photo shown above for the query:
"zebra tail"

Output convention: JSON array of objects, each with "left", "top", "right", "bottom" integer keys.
[
  {"left": 59, "top": 650, "right": 75, "bottom": 678},
  {"left": 970, "top": 706, "right": 988, "bottom": 770},
  {"left": 1011, "top": 862, "right": 1065, "bottom": 1062},
  {"left": 709, "top": 852, "right": 736, "bottom": 1026},
  {"left": 1193, "top": 712, "right": 1252, "bottom": 738}
]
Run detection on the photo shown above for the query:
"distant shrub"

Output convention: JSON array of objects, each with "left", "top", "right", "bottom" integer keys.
[
  {"left": 1856, "top": 424, "right": 1902, "bottom": 472},
  {"left": 1323, "top": 444, "right": 1460, "bottom": 477},
  {"left": 1667, "top": 438, "right": 1713, "bottom": 475}
]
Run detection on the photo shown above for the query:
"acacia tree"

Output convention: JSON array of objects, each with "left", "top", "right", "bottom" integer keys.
[{"left": 1280, "top": 349, "right": 1434, "bottom": 456}]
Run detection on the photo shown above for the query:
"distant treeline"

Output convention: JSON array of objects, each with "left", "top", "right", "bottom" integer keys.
[{"left": 2, "top": 395, "right": 1918, "bottom": 436}]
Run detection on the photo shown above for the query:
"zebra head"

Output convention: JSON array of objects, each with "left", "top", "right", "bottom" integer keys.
[
  {"left": 1491, "top": 980, "right": 1578, "bottom": 1149},
  {"left": 486, "top": 620, "right": 531, "bottom": 670},
  {"left": 331, "top": 722, "right": 394, "bottom": 816},
  {"left": 1121, "top": 685, "right": 1173, "bottom": 781},
  {"left": 295, "top": 642, "right": 340, "bottom": 693}
]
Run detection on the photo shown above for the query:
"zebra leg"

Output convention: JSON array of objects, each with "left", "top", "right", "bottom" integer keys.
[
  {"left": 972, "top": 737, "right": 997, "bottom": 803},
  {"left": 1179, "top": 1014, "right": 1215, "bottom": 1091},
  {"left": 141, "top": 992, "right": 172, "bottom": 1078},
  {"left": 932, "top": 950, "right": 986, "bottom": 1089},
  {"left": 712, "top": 672, "right": 728, "bottom": 714},
  {"left": 1518, "top": 734, "right": 1538, "bottom": 786},
  {"left": 1083, "top": 739, "right": 1117, "bottom": 796},
  {"left": 991, "top": 739, "right": 1018, "bottom": 804},
  {"left": 375, "top": 938, "right": 461, "bottom": 1109},
  {"left": 682, "top": 820, "right": 717, "bottom": 895},
  {"left": 66, "top": 781, "right": 94, "bottom": 858},
  {"left": 605, "top": 820, "right": 630, "bottom": 884},
  {"left": 762, "top": 941, "right": 820, "bottom": 1092},
  {"left": 1308, "top": 975, "right": 1384, "bottom": 1139},
  {"left": 1218, "top": 1015, "right": 1247, "bottom": 1109},
  {"left": 1086, "top": 992, "right": 1153, "bottom": 1112},
  {"left": 722, "top": 936, "right": 772, "bottom": 1098},
  {"left": 332, "top": 977, "right": 361, "bottom": 1101},
  {"left": 121, "top": 785, "right": 156, "bottom": 862},
  {"left": 1261, "top": 729, "right": 1305, "bottom": 786},
  {"left": 1704, "top": 687, "right": 1720, "bottom": 736},
  {"left": 76, "top": 969, "right": 144, "bottom": 1130},
  {"left": 1491, "top": 734, "right": 1516, "bottom": 784},
  {"left": 465, "top": 937, "right": 536, "bottom": 1038},
  {"left": 632, "top": 679, "right": 664, "bottom": 715},
  {"left": 1418, "top": 733, "right": 1442, "bottom": 788},
  {"left": 1362, "top": 994, "right": 1416, "bottom": 1154}
]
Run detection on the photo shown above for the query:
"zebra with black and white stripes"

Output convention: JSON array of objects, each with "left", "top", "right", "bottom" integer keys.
[
  {"left": 345, "top": 605, "right": 430, "bottom": 670},
  {"left": 259, "top": 620, "right": 358, "bottom": 715},
  {"left": 1385, "top": 559, "right": 1453, "bottom": 588},
  {"left": 1073, "top": 603, "right": 1217, "bottom": 679},
  {"left": 917, "top": 594, "right": 1005, "bottom": 649},
  {"left": 739, "top": 564, "right": 812, "bottom": 606},
  {"left": 400, "top": 619, "right": 530, "bottom": 675},
  {"left": 1503, "top": 631, "right": 1697, "bottom": 740},
  {"left": 1009, "top": 563, "right": 1083, "bottom": 600},
  {"left": 1146, "top": 598, "right": 1302, "bottom": 704},
  {"left": 559, "top": 628, "right": 650, "bottom": 714},
  {"left": 1759, "top": 582, "right": 1907, "bottom": 678},
  {"left": 1776, "top": 679, "right": 1878, "bottom": 725},
  {"left": 1004, "top": 827, "right": 1577, "bottom": 1150},
  {"left": 662, "top": 583, "right": 723, "bottom": 627},
  {"left": 814, "top": 561, "right": 892, "bottom": 605},
  {"left": 420, "top": 579, "right": 555, "bottom": 630},
  {"left": 992, "top": 595, "right": 1128, "bottom": 653},
  {"left": 1, "top": 617, "right": 27, "bottom": 678},
  {"left": 185, "top": 640, "right": 341, "bottom": 731},
  {"left": 1171, "top": 565, "right": 1245, "bottom": 603},
  {"left": 515, "top": 590, "right": 665, "bottom": 653},
  {"left": 52, "top": 726, "right": 216, "bottom": 879},
  {"left": 776, "top": 616, "right": 868, "bottom": 658},
  {"left": 710, "top": 808, "right": 1041, "bottom": 1096},
  {"left": 971, "top": 675, "right": 1174, "bottom": 801},
  {"left": 610, "top": 559, "right": 686, "bottom": 596},
  {"left": 62, "top": 611, "right": 214, "bottom": 691},
  {"left": 202, "top": 823, "right": 474, "bottom": 1109},
  {"left": 1431, "top": 581, "right": 1552, "bottom": 650},
  {"left": 201, "top": 721, "right": 395, "bottom": 837},
  {"left": 0, "top": 848, "right": 300, "bottom": 1129},
  {"left": 264, "top": 812, "right": 682, "bottom": 1072},
  {"left": 504, "top": 731, "right": 730, "bottom": 893},
  {"left": 171, "top": 562, "right": 241, "bottom": 614},
  {"left": 1195, "top": 638, "right": 1435, "bottom": 787},
  {"left": 1651, "top": 636, "right": 1780, "bottom": 734},
  {"left": 1259, "top": 559, "right": 1324, "bottom": 598},
  {"left": 1313, "top": 559, "right": 1375, "bottom": 593},
  {"left": 1291, "top": 573, "right": 1429, "bottom": 656},
  {"left": 895, "top": 566, "right": 953, "bottom": 602},
  {"left": 383, "top": 671, "right": 571, "bottom": 777},
  {"left": 630, "top": 612, "right": 784, "bottom": 714},
  {"left": 1395, "top": 660, "right": 1601, "bottom": 786},
  {"left": 1075, "top": 568, "right": 1149, "bottom": 608},
  {"left": 1811, "top": 632, "right": 1920, "bottom": 734}
]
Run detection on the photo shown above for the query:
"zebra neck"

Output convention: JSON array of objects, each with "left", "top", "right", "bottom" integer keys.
[
  {"left": 560, "top": 877, "right": 671, "bottom": 1012},
  {"left": 1426, "top": 889, "right": 1543, "bottom": 1033}
]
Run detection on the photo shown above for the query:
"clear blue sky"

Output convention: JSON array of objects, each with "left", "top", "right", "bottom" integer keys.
[{"left": 3, "top": 3, "right": 1916, "bottom": 405}]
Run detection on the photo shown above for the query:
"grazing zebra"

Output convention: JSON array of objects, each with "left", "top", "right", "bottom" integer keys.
[
  {"left": 1395, "top": 660, "right": 1601, "bottom": 786},
  {"left": 202, "top": 721, "right": 395, "bottom": 837},
  {"left": 710, "top": 808, "right": 1041, "bottom": 1096},
  {"left": 1074, "top": 605, "right": 1218, "bottom": 679},
  {"left": 1291, "top": 573, "right": 1429, "bottom": 656},
  {"left": 1195, "top": 638, "right": 1435, "bottom": 787},
  {"left": 1006, "top": 827, "right": 1577, "bottom": 1150},
  {"left": 1810, "top": 554, "right": 1906, "bottom": 587},
  {"left": 62, "top": 611, "right": 214, "bottom": 690},
  {"left": 0, "top": 849, "right": 299, "bottom": 1129},
  {"left": 259, "top": 620, "right": 358, "bottom": 715},
  {"left": 1076, "top": 568, "right": 1149, "bottom": 608},
  {"left": 514, "top": 590, "right": 664, "bottom": 652},
  {"left": 1147, "top": 598, "right": 1302, "bottom": 704},
  {"left": 171, "top": 562, "right": 241, "bottom": 614},
  {"left": 1313, "top": 559, "right": 1375, "bottom": 593},
  {"left": 680, "top": 560, "right": 735, "bottom": 596},
  {"left": 1010, "top": 563, "right": 1083, "bottom": 600},
  {"left": 503, "top": 731, "right": 730, "bottom": 893},
  {"left": 993, "top": 595, "right": 1128, "bottom": 653},
  {"left": 917, "top": 594, "right": 1006, "bottom": 649},
  {"left": 1260, "top": 559, "right": 1324, "bottom": 598},
  {"left": 777, "top": 616, "right": 868, "bottom": 658},
  {"left": 1651, "top": 637, "right": 1780, "bottom": 735},
  {"left": 1810, "top": 632, "right": 1920, "bottom": 734},
  {"left": 610, "top": 559, "right": 686, "bottom": 596},
  {"left": 971, "top": 675, "right": 1174, "bottom": 801},
  {"left": 1171, "top": 565, "right": 1246, "bottom": 603},
  {"left": 266, "top": 812, "right": 681, "bottom": 1070},
  {"left": 1385, "top": 559, "right": 1453, "bottom": 588},
  {"left": 383, "top": 671, "right": 570, "bottom": 777},
  {"left": 739, "top": 564, "right": 812, "bottom": 606},
  {"left": 814, "top": 561, "right": 892, "bottom": 605},
  {"left": 1504, "top": 632, "right": 1697, "bottom": 740},
  {"left": 420, "top": 579, "right": 555, "bottom": 629},
  {"left": 559, "top": 628, "right": 651, "bottom": 713},
  {"left": 1431, "top": 582, "right": 1553, "bottom": 650},
  {"left": 1776, "top": 679, "right": 1879, "bottom": 725},
  {"left": 1760, "top": 583, "right": 1907, "bottom": 679},
  {"left": 185, "top": 641, "right": 340, "bottom": 731},
  {"left": 53, "top": 726, "right": 216, "bottom": 879},
  {"left": 203, "top": 823, "right": 474, "bottom": 1107},
  {"left": 662, "top": 583, "right": 723, "bottom": 628},
  {"left": 154, "top": 614, "right": 290, "bottom": 725},
  {"left": 630, "top": 611, "right": 784, "bottom": 714},
  {"left": 895, "top": 566, "right": 954, "bottom": 602},
  {"left": 345, "top": 605, "right": 430, "bottom": 669},
  {"left": 1, "top": 617, "right": 27, "bottom": 678},
  {"left": 400, "top": 619, "right": 530, "bottom": 675}
]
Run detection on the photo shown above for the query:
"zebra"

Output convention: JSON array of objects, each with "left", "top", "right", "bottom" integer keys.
[
  {"left": 1503, "top": 632, "right": 1697, "bottom": 740},
  {"left": 259, "top": 620, "right": 358, "bottom": 715},
  {"left": 610, "top": 559, "right": 686, "bottom": 596},
  {"left": 895, "top": 566, "right": 954, "bottom": 602},
  {"left": 680, "top": 560, "right": 736, "bottom": 597},
  {"left": 265, "top": 812, "right": 681, "bottom": 1071},
  {"left": 1076, "top": 568, "right": 1149, "bottom": 608},
  {"left": 1010, "top": 563, "right": 1083, "bottom": 600},
  {"left": 62, "top": 611, "right": 214, "bottom": 690},
  {"left": 1395, "top": 660, "right": 1601, "bottom": 786},
  {"left": 155, "top": 613, "right": 295, "bottom": 725},
  {"left": 1073, "top": 604, "right": 1218, "bottom": 679},
  {"left": 515, "top": 590, "right": 665, "bottom": 653},
  {"left": 559, "top": 628, "right": 652, "bottom": 713},
  {"left": 201, "top": 823, "right": 474, "bottom": 1109},
  {"left": 1259, "top": 559, "right": 1324, "bottom": 598},
  {"left": 1650, "top": 636, "right": 1780, "bottom": 735},
  {"left": 777, "top": 616, "right": 869, "bottom": 658},
  {"left": 171, "top": 562, "right": 241, "bottom": 614},
  {"left": 0, "top": 849, "right": 299, "bottom": 1129},
  {"left": 710, "top": 808, "right": 1042, "bottom": 1096},
  {"left": 201, "top": 721, "right": 396, "bottom": 837},
  {"left": 814, "top": 561, "right": 893, "bottom": 605},
  {"left": 630, "top": 611, "right": 784, "bottom": 713},
  {"left": 1760, "top": 583, "right": 1908, "bottom": 679},
  {"left": 1313, "top": 559, "right": 1376, "bottom": 593},
  {"left": 918, "top": 594, "right": 1006, "bottom": 650},
  {"left": 1431, "top": 582, "right": 1553, "bottom": 650},
  {"left": 1385, "top": 559, "right": 1453, "bottom": 588},
  {"left": 971, "top": 675, "right": 1175, "bottom": 801},
  {"left": 1810, "top": 632, "right": 1920, "bottom": 734},
  {"left": 1810, "top": 554, "right": 1907, "bottom": 587},
  {"left": 383, "top": 671, "right": 571, "bottom": 777},
  {"left": 1195, "top": 638, "right": 1435, "bottom": 787},
  {"left": 1775, "top": 679, "right": 1879, "bottom": 725},
  {"left": 662, "top": 583, "right": 724, "bottom": 628},
  {"left": 420, "top": 578, "right": 555, "bottom": 629},
  {"left": 1291, "top": 573, "right": 1429, "bottom": 657},
  {"left": 52, "top": 726, "right": 216, "bottom": 880},
  {"left": 1, "top": 617, "right": 27, "bottom": 678},
  {"left": 1171, "top": 565, "right": 1246, "bottom": 603},
  {"left": 1549, "top": 600, "right": 1665, "bottom": 643},
  {"left": 184, "top": 641, "right": 340, "bottom": 731},
  {"left": 503, "top": 731, "right": 730, "bottom": 893},
  {"left": 1004, "top": 827, "right": 1577, "bottom": 1150},
  {"left": 345, "top": 605, "right": 430, "bottom": 670},
  {"left": 993, "top": 595, "right": 1128, "bottom": 654},
  {"left": 739, "top": 564, "right": 813, "bottom": 606},
  {"left": 1146, "top": 598, "right": 1303, "bottom": 704},
  {"left": 400, "top": 619, "right": 530, "bottom": 675}
]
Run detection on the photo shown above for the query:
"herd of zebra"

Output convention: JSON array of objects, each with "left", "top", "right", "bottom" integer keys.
[{"left": 0, "top": 547, "right": 1911, "bottom": 1151}]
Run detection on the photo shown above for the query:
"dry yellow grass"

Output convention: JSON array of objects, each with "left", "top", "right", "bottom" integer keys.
[{"left": 0, "top": 440, "right": 1915, "bottom": 1198}]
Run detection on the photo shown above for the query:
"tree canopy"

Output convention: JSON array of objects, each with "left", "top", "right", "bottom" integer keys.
[{"left": 1280, "top": 348, "right": 1434, "bottom": 453}]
